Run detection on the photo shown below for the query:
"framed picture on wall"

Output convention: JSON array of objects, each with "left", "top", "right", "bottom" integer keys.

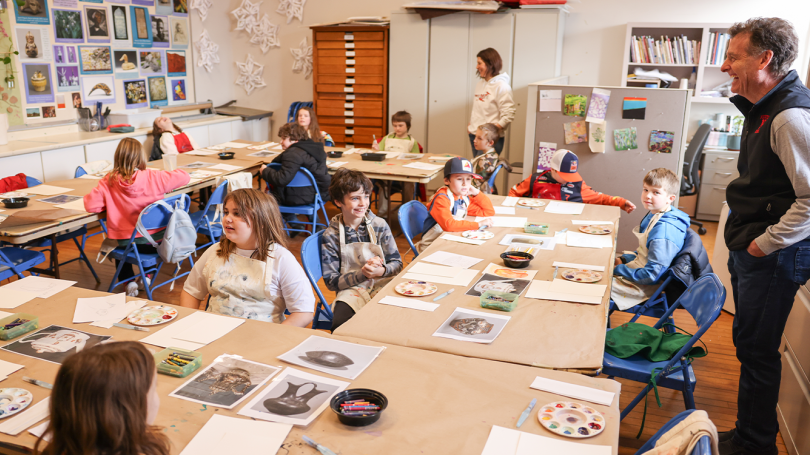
[
  {"left": 52, "top": 9, "right": 84, "bottom": 44},
  {"left": 173, "top": 0, "right": 188, "bottom": 15},
  {"left": 150, "top": 15, "right": 170, "bottom": 48},
  {"left": 148, "top": 76, "right": 168, "bottom": 108},
  {"left": 84, "top": 5, "right": 111, "bottom": 44},
  {"left": 155, "top": 0, "right": 173, "bottom": 15},
  {"left": 13, "top": 0, "right": 50, "bottom": 26},
  {"left": 81, "top": 74, "right": 116, "bottom": 104},
  {"left": 79, "top": 46, "right": 113, "bottom": 75},
  {"left": 111, "top": 5, "right": 129, "bottom": 44},
  {"left": 171, "top": 79, "right": 186, "bottom": 102},
  {"left": 123, "top": 79, "right": 148, "bottom": 109},
  {"left": 55, "top": 65, "right": 80, "bottom": 92},
  {"left": 166, "top": 50, "right": 185, "bottom": 77},
  {"left": 67, "top": 46, "right": 77, "bottom": 64},
  {"left": 113, "top": 50, "right": 138, "bottom": 79},
  {"left": 138, "top": 50, "right": 165, "bottom": 76},
  {"left": 16, "top": 27, "right": 52, "bottom": 61},
  {"left": 130, "top": 6, "right": 152, "bottom": 48},
  {"left": 22, "top": 63, "right": 55, "bottom": 104},
  {"left": 170, "top": 17, "right": 189, "bottom": 49}
]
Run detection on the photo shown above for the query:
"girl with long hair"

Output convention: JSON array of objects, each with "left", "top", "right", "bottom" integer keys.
[{"left": 296, "top": 106, "right": 334, "bottom": 146}]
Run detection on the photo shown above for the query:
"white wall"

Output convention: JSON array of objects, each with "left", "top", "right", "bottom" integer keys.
[{"left": 192, "top": 0, "right": 810, "bottom": 141}]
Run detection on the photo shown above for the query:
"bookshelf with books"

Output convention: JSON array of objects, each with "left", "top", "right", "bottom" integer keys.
[{"left": 622, "top": 23, "right": 733, "bottom": 104}]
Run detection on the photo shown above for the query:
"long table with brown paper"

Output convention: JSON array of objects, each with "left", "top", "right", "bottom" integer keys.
[
  {"left": 0, "top": 287, "right": 621, "bottom": 454},
  {"left": 334, "top": 195, "right": 622, "bottom": 373}
]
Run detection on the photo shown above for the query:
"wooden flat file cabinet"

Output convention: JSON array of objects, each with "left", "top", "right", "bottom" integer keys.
[{"left": 311, "top": 25, "right": 390, "bottom": 148}]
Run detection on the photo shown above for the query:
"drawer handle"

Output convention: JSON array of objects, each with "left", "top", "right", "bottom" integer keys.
[
  {"left": 346, "top": 68, "right": 356, "bottom": 73},
  {"left": 345, "top": 119, "right": 354, "bottom": 124},
  {"left": 344, "top": 103, "right": 354, "bottom": 108},
  {"left": 346, "top": 59, "right": 356, "bottom": 65},
  {"left": 714, "top": 157, "right": 735, "bottom": 161},
  {"left": 344, "top": 111, "right": 354, "bottom": 117},
  {"left": 343, "top": 87, "right": 353, "bottom": 93},
  {"left": 345, "top": 43, "right": 354, "bottom": 49},
  {"left": 345, "top": 51, "right": 355, "bottom": 57},
  {"left": 344, "top": 34, "right": 354, "bottom": 40},
  {"left": 345, "top": 129, "right": 354, "bottom": 135},
  {"left": 345, "top": 94, "right": 355, "bottom": 100},
  {"left": 714, "top": 172, "right": 733, "bottom": 176},
  {"left": 713, "top": 187, "right": 727, "bottom": 191}
]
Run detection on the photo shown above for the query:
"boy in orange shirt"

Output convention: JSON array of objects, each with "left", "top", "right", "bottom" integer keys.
[
  {"left": 417, "top": 157, "right": 495, "bottom": 252},
  {"left": 509, "top": 149, "right": 636, "bottom": 213}
]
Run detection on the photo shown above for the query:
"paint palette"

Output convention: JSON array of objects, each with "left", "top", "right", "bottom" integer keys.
[
  {"left": 518, "top": 199, "right": 546, "bottom": 207},
  {"left": 537, "top": 401, "right": 605, "bottom": 438},
  {"left": 0, "top": 192, "right": 28, "bottom": 199},
  {"left": 0, "top": 388, "right": 33, "bottom": 419},
  {"left": 127, "top": 305, "right": 179, "bottom": 326},
  {"left": 462, "top": 230, "right": 494, "bottom": 240},
  {"left": 579, "top": 225, "right": 613, "bottom": 235},
  {"left": 394, "top": 281, "right": 438, "bottom": 297},
  {"left": 561, "top": 269, "right": 603, "bottom": 283}
]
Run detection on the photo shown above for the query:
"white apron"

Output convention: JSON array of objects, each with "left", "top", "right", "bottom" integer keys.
[
  {"left": 334, "top": 216, "right": 392, "bottom": 313},
  {"left": 382, "top": 134, "right": 415, "bottom": 155},
  {"left": 204, "top": 244, "right": 287, "bottom": 323},
  {"left": 417, "top": 188, "right": 469, "bottom": 253},
  {"left": 611, "top": 207, "right": 670, "bottom": 310}
]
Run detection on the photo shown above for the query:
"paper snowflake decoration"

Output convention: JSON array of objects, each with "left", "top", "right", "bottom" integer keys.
[
  {"left": 277, "top": 0, "right": 306, "bottom": 24},
  {"left": 195, "top": 29, "right": 220, "bottom": 73},
  {"left": 232, "top": 0, "right": 262, "bottom": 33},
  {"left": 290, "top": 37, "right": 312, "bottom": 79},
  {"left": 249, "top": 14, "right": 280, "bottom": 54},
  {"left": 190, "top": 0, "right": 213, "bottom": 21},
  {"left": 235, "top": 54, "right": 266, "bottom": 95}
]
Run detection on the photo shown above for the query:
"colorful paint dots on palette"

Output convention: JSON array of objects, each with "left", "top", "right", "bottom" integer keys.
[
  {"left": 127, "top": 305, "right": 178, "bottom": 326},
  {"left": 579, "top": 225, "right": 613, "bottom": 235},
  {"left": 394, "top": 281, "right": 438, "bottom": 297},
  {"left": 561, "top": 269, "right": 603, "bottom": 284},
  {"left": 461, "top": 230, "right": 494, "bottom": 240},
  {"left": 517, "top": 199, "right": 546, "bottom": 207},
  {"left": 537, "top": 401, "right": 605, "bottom": 439},
  {"left": 0, "top": 389, "right": 33, "bottom": 419}
]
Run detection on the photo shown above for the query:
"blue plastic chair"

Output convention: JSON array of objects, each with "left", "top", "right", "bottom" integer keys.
[
  {"left": 22, "top": 176, "right": 100, "bottom": 283},
  {"left": 74, "top": 166, "right": 109, "bottom": 249},
  {"left": 189, "top": 181, "right": 228, "bottom": 252},
  {"left": 0, "top": 247, "right": 47, "bottom": 281},
  {"left": 604, "top": 274, "right": 725, "bottom": 421},
  {"left": 265, "top": 163, "right": 329, "bottom": 236},
  {"left": 300, "top": 230, "right": 334, "bottom": 330},
  {"left": 398, "top": 200, "right": 429, "bottom": 258},
  {"left": 635, "top": 409, "right": 712, "bottom": 455},
  {"left": 107, "top": 194, "right": 194, "bottom": 301},
  {"left": 487, "top": 164, "right": 503, "bottom": 194}
]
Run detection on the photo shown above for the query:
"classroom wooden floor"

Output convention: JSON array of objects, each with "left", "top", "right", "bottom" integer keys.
[{"left": 4, "top": 204, "right": 788, "bottom": 454}]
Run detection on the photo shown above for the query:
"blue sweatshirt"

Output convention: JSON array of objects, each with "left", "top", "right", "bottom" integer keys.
[{"left": 613, "top": 207, "right": 690, "bottom": 285}]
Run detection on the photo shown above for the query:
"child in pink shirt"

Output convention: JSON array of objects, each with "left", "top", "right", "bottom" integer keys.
[{"left": 83, "top": 137, "right": 190, "bottom": 295}]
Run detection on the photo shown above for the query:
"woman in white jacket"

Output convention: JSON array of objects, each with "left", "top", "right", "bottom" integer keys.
[{"left": 468, "top": 48, "right": 516, "bottom": 157}]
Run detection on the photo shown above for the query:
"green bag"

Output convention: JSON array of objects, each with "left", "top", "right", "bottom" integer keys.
[{"left": 605, "top": 322, "right": 707, "bottom": 362}]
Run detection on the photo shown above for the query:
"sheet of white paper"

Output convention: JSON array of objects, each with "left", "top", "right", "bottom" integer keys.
[
  {"left": 27, "top": 420, "right": 49, "bottom": 441},
  {"left": 408, "top": 262, "right": 463, "bottom": 278},
  {"left": 402, "top": 269, "right": 480, "bottom": 286},
  {"left": 524, "top": 280, "right": 602, "bottom": 304},
  {"left": 327, "top": 161, "right": 348, "bottom": 168},
  {"left": 539, "top": 89, "right": 562, "bottom": 111},
  {"left": 379, "top": 296, "right": 440, "bottom": 312},
  {"left": 172, "top": 312, "right": 245, "bottom": 345},
  {"left": 571, "top": 220, "right": 614, "bottom": 225},
  {"left": 554, "top": 230, "right": 568, "bottom": 243},
  {"left": 433, "top": 308, "right": 511, "bottom": 344},
  {"left": 481, "top": 425, "right": 521, "bottom": 455},
  {"left": 552, "top": 262, "right": 606, "bottom": 272},
  {"left": 183, "top": 149, "right": 220, "bottom": 156},
  {"left": 78, "top": 174, "right": 104, "bottom": 179},
  {"left": 498, "top": 233, "right": 550, "bottom": 247},
  {"left": 494, "top": 207, "right": 516, "bottom": 215},
  {"left": 0, "top": 359, "right": 24, "bottom": 378},
  {"left": 420, "top": 251, "right": 483, "bottom": 269},
  {"left": 54, "top": 199, "right": 88, "bottom": 212},
  {"left": 209, "top": 142, "right": 251, "bottom": 149},
  {"left": 24, "top": 185, "right": 72, "bottom": 196},
  {"left": 475, "top": 216, "right": 528, "bottom": 228},
  {"left": 88, "top": 299, "right": 148, "bottom": 328},
  {"left": 0, "top": 288, "right": 39, "bottom": 309},
  {"left": 530, "top": 376, "right": 616, "bottom": 406},
  {"left": 566, "top": 231, "right": 613, "bottom": 249},
  {"left": 381, "top": 151, "right": 402, "bottom": 160},
  {"left": 504, "top": 239, "right": 557, "bottom": 253},
  {"left": 403, "top": 162, "right": 444, "bottom": 171},
  {"left": 179, "top": 414, "right": 292, "bottom": 455},
  {"left": 545, "top": 201, "right": 585, "bottom": 215},
  {"left": 0, "top": 397, "right": 49, "bottom": 435},
  {"left": 343, "top": 148, "right": 364, "bottom": 154},
  {"left": 516, "top": 430, "right": 611, "bottom": 455},
  {"left": 549, "top": 279, "right": 607, "bottom": 297},
  {"left": 439, "top": 234, "right": 486, "bottom": 245},
  {"left": 138, "top": 313, "right": 212, "bottom": 351},
  {"left": 206, "top": 163, "right": 242, "bottom": 172},
  {"left": 3, "top": 277, "right": 76, "bottom": 299},
  {"left": 73, "top": 293, "right": 130, "bottom": 323},
  {"left": 427, "top": 155, "right": 454, "bottom": 161},
  {"left": 501, "top": 197, "right": 518, "bottom": 207},
  {"left": 0, "top": 311, "right": 12, "bottom": 319}
]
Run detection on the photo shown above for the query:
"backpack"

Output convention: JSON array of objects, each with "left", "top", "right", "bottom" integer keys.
[{"left": 136, "top": 198, "right": 196, "bottom": 264}]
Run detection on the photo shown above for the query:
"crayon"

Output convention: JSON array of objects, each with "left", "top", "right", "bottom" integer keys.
[
  {"left": 341, "top": 411, "right": 377, "bottom": 416},
  {"left": 340, "top": 402, "right": 370, "bottom": 407},
  {"left": 171, "top": 353, "right": 196, "bottom": 361},
  {"left": 342, "top": 405, "right": 380, "bottom": 411},
  {"left": 344, "top": 399, "right": 368, "bottom": 404}
]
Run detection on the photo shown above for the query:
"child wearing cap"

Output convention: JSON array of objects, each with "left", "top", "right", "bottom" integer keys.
[
  {"left": 417, "top": 157, "right": 495, "bottom": 252},
  {"left": 508, "top": 149, "right": 636, "bottom": 213}
]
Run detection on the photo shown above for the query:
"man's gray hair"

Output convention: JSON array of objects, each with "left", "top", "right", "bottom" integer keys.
[{"left": 729, "top": 18, "right": 798, "bottom": 78}]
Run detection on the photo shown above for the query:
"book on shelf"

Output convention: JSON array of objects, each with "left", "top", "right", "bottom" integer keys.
[
  {"left": 707, "top": 32, "right": 730, "bottom": 65},
  {"left": 630, "top": 35, "right": 701, "bottom": 65}
]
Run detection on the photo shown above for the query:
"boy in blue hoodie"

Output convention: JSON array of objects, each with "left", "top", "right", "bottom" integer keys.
[{"left": 611, "top": 168, "right": 690, "bottom": 310}]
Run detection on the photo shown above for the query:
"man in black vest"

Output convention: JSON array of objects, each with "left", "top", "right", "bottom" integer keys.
[{"left": 721, "top": 18, "right": 810, "bottom": 455}]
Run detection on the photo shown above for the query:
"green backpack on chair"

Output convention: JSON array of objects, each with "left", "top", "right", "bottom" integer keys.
[{"left": 605, "top": 322, "right": 708, "bottom": 362}]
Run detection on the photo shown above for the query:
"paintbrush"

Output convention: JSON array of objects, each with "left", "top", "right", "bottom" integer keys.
[{"left": 302, "top": 436, "right": 337, "bottom": 455}]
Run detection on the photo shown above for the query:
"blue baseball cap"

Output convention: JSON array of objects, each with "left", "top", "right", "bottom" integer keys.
[
  {"left": 444, "top": 157, "right": 482, "bottom": 179},
  {"left": 550, "top": 149, "right": 581, "bottom": 178}
]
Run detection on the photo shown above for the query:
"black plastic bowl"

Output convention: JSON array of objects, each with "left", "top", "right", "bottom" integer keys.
[
  {"left": 360, "top": 153, "right": 386, "bottom": 161},
  {"left": 327, "top": 151, "right": 343, "bottom": 158},
  {"left": 2, "top": 197, "right": 29, "bottom": 209},
  {"left": 330, "top": 388, "right": 388, "bottom": 427},
  {"left": 500, "top": 251, "right": 534, "bottom": 268},
  {"left": 218, "top": 152, "right": 235, "bottom": 160}
]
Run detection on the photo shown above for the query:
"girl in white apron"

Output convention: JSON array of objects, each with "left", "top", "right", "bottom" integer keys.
[{"left": 180, "top": 189, "right": 315, "bottom": 326}]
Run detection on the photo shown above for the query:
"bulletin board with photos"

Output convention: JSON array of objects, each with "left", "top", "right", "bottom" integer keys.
[{"left": 9, "top": 0, "right": 194, "bottom": 125}]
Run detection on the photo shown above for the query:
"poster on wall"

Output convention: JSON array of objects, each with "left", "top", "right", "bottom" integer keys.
[
  {"left": 122, "top": 79, "right": 147, "bottom": 108},
  {"left": 173, "top": 0, "right": 188, "bottom": 15},
  {"left": 81, "top": 74, "right": 115, "bottom": 104},
  {"left": 53, "top": 0, "right": 79, "bottom": 6},
  {"left": 113, "top": 49, "right": 138, "bottom": 79},
  {"left": 138, "top": 50, "right": 164, "bottom": 76},
  {"left": 57, "top": 95, "right": 66, "bottom": 109},
  {"left": 79, "top": 46, "right": 112, "bottom": 75},
  {"left": 67, "top": 46, "right": 77, "bottom": 63},
  {"left": 171, "top": 79, "right": 185, "bottom": 102},
  {"left": 42, "top": 106, "right": 56, "bottom": 118},
  {"left": 148, "top": 75, "right": 167, "bottom": 108},
  {"left": 155, "top": 0, "right": 172, "bottom": 15},
  {"left": 130, "top": 6, "right": 152, "bottom": 48},
  {"left": 132, "top": 0, "right": 154, "bottom": 6},
  {"left": 166, "top": 50, "right": 185, "bottom": 77},
  {"left": 151, "top": 15, "right": 170, "bottom": 48},
  {"left": 83, "top": 5, "right": 111, "bottom": 43},
  {"left": 26, "top": 107, "right": 41, "bottom": 118},
  {"left": 16, "top": 27, "right": 53, "bottom": 62},
  {"left": 55, "top": 65, "right": 80, "bottom": 92},
  {"left": 71, "top": 92, "right": 82, "bottom": 108},
  {"left": 53, "top": 45, "right": 66, "bottom": 64},
  {"left": 110, "top": 5, "right": 130, "bottom": 47},
  {"left": 13, "top": 0, "right": 51, "bottom": 25},
  {"left": 53, "top": 9, "right": 84, "bottom": 43},
  {"left": 169, "top": 17, "right": 188, "bottom": 49},
  {"left": 22, "top": 63, "right": 55, "bottom": 104}
]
